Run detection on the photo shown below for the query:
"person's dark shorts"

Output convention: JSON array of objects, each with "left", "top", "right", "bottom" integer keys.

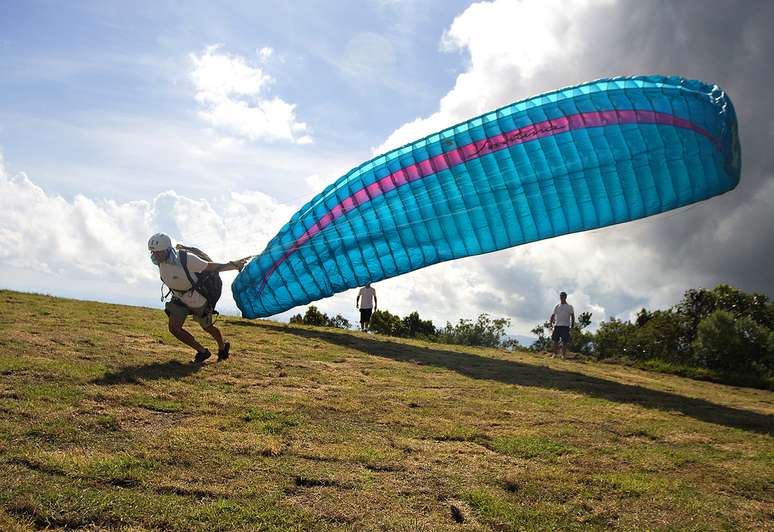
[
  {"left": 165, "top": 299, "right": 214, "bottom": 328},
  {"left": 360, "top": 308, "right": 373, "bottom": 322},
  {"left": 552, "top": 325, "right": 571, "bottom": 344}
]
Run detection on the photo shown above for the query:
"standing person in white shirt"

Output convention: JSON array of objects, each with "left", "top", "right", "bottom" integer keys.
[
  {"left": 148, "top": 233, "right": 247, "bottom": 364},
  {"left": 356, "top": 283, "right": 377, "bottom": 332},
  {"left": 549, "top": 291, "right": 575, "bottom": 359}
]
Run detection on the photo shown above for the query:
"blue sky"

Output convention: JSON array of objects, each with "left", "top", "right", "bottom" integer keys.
[
  {"left": 1, "top": 0, "right": 772, "bottom": 338},
  {"left": 1, "top": 1, "right": 469, "bottom": 202}
]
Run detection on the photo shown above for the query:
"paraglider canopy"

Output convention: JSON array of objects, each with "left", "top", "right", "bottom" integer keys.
[{"left": 233, "top": 76, "right": 740, "bottom": 318}]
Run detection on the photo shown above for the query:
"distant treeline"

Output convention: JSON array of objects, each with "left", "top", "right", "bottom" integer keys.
[
  {"left": 289, "top": 306, "right": 352, "bottom": 330},
  {"left": 289, "top": 285, "right": 773, "bottom": 388},
  {"left": 289, "top": 307, "right": 519, "bottom": 349}
]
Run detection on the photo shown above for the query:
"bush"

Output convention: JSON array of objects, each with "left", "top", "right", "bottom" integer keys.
[
  {"left": 593, "top": 318, "right": 635, "bottom": 359},
  {"left": 677, "top": 285, "right": 773, "bottom": 343},
  {"left": 571, "top": 311, "right": 594, "bottom": 354},
  {"left": 290, "top": 306, "right": 351, "bottom": 329},
  {"left": 328, "top": 314, "right": 352, "bottom": 329},
  {"left": 369, "top": 309, "right": 406, "bottom": 336},
  {"left": 529, "top": 321, "right": 553, "bottom": 352},
  {"left": 402, "top": 311, "right": 436, "bottom": 338},
  {"left": 301, "top": 306, "right": 328, "bottom": 327},
  {"left": 437, "top": 314, "right": 511, "bottom": 348},
  {"left": 693, "top": 310, "right": 770, "bottom": 371},
  {"left": 629, "top": 310, "right": 690, "bottom": 363}
]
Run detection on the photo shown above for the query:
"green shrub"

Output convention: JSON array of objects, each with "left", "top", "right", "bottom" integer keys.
[
  {"left": 591, "top": 318, "right": 634, "bottom": 359},
  {"left": 369, "top": 309, "right": 406, "bottom": 336},
  {"left": 693, "top": 310, "right": 770, "bottom": 371},
  {"left": 401, "top": 311, "right": 436, "bottom": 338},
  {"left": 437, "top": 314, "right": 510, "bottom": 348},
  {"left": 289, "top": 306, "right": 351, "bottom": 329}
]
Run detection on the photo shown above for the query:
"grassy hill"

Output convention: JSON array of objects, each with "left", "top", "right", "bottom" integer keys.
[{"left": 0, "top": 290, "right": 772, "bottom": 531}]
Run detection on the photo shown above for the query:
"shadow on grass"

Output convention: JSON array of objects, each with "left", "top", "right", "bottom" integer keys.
[
  {"left": 255, "top": 322, "right": 774, "bottom": 436},
  {"left": 93, "top": 359, "right": 202, "bottom": 384},
  {"left": 227, "top": 320, "right": 267, "bottom": 327}
]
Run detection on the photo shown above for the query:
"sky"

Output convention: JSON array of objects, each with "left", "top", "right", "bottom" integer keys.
[{"left": 1, "top": 0, "right": 773, "bottom": 340}]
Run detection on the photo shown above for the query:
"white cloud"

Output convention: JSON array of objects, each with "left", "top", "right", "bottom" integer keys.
[
  {"left": 373, "top": 0, "right": 612, "bottom": 155},
  {"left": 0, "top": 157, "right": 295, "bottom": 315},
  {"left": 190, "top": 45, "right": 311, "bottom": 144},
  {"left": 257, "top": 47, "right": 273, "bottom": 62},
  {"left": 6, "top": 110, "right": 351, "bottom": 206},
  {"left": 304, "top": 173, "right": 327, "bottom": 193}
]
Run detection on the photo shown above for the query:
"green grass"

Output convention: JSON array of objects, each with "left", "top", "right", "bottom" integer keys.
[
  {"left": 487, "top": 435, "right": 574, "bottom": 460},
  {"left": 1, "top": 289, "right": 773, "bottom": 530},
  {"left": 243, "top": 408, "right": 302, "bottom": 435},
  {"left": 467, "top": 489, "right": 573, "bottom": 531},
  {"left": 129, "top": 396, "right": 185, "bottom": 413}
]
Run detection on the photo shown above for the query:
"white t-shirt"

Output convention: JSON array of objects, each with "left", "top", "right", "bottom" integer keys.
[
  {"left": 159, "top": 251, "right": 208, "bottom": 309},
  {"left": 552, "top": 303, "right": 574, "bottom": 327},
  {"left": 358, "top": 287, "right": 376, "bottom": 309}
]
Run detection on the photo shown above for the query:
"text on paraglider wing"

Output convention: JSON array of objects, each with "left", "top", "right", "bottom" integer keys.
[{"left": 473, "top": 124, "right": 567, "bottom": 155}]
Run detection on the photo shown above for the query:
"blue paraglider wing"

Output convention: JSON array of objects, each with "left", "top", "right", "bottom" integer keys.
[{"left": 233, "top": 76, "right": 741, "bottom": 318}]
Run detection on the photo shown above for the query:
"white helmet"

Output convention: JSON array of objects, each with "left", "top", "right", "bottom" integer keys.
[{"left": 148, "top": 233, "right": 172, "bottom": 252}]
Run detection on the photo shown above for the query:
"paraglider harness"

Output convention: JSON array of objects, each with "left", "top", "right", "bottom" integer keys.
[{"left": 161, "top": 244, "right": 223, "bottom": 320}]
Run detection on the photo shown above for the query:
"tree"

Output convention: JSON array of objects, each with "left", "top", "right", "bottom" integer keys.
[
  {"left": 301, "top": 305, "right": 328, "bottom": 327},
  {"left": 630, "top": 309, "right": 690, "bottom": 363},
  {"left": 289, "top": 306, "right": 350, "bottom": 329},
  {"left": 369, "top": 309, "right": 406, "bottom": 336},
  {"left": 438, "top": 314, "right": 511, "bottom": 348},
  {"left": 530, "top": 320, "right": 553, "bottom": 352},
  {"left": 570, "top": 311, "right": 593, "bottom": 354},
  {"left": 402, "top": 311, "right": 436, "bottom": 338},
  {"left": 328, "top": 314, "right": 352, "bottom": 330},
  {"left": 592, "top": 317, "right": 634, "bottom": 359},
  {"left": 693, "top": 310, "right": 770, "bottom": 371},
  {"left": 677, "top": 285, "right": 773, "bottom": 344},
  {"left": 501, "top": 337, "right": 524, "bottom": 351}
]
